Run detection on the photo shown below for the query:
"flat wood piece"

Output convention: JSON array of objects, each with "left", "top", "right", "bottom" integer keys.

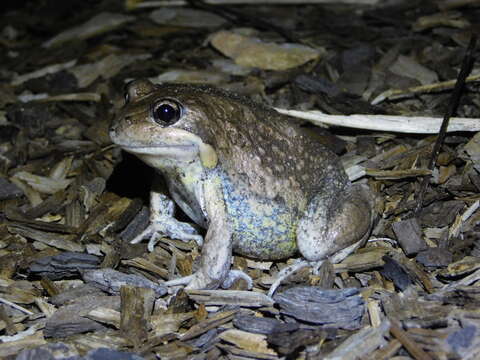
[
  {"left": 392, "top": 218, "right": 427, "bottom": 256},
  {"left": 274, "top": 287, "right": 364, "bottom": 329}
]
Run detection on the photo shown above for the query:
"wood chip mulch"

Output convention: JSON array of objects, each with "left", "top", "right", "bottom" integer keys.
[{"left": 1, "top": 0, "right": 480, "bottom": 359}]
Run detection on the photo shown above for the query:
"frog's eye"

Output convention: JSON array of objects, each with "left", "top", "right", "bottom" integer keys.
[{"left": 152, "top": 100, "right": 182, "bottom": 126}]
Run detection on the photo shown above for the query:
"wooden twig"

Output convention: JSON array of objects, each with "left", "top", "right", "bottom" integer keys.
[
  {"left": 439, "top": 0, "right": 480, "bottom": 10},
  {"left": 126, "top": 0, "right": 382, "bottom": 9},
  {"left": 415, "top": 34, "right": 477, "bottom": 214},
  {"left": 389, "top": 321, "right": 434, "bottom": 360},
  {"left": 0, "top": 297, "right": 34, "bottom": 316},
  {"left": 448, "top": 200, "right": 480, "bottom": 239},
  {"left": 372, "top": 73, "right": 480, "bottom": 104},
  {"left": 275, "top": 109, "right": 480, "bottom": 134}
]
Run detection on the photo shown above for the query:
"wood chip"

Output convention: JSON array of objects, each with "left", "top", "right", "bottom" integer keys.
[
  {"left": 274, "top": 287, "right": 364, "bottom": 329},
  {"left": 82, "top": 268, "right": 167, "bottom": 297},
  {"left": 186, "top": 289, "right": 274, "bottom": 307},
  {"left": 389, "top": 320, "right": 434, "bottom": 360},
  {"left": 392, "top": 218, "right": 428, "bottom": 256},
  {"left": 120, "top": 286, "right": 155, "bottom": 347},
  {"left": 324, "top": 320, "right": 390, "bottom": 360},
  {"left": 180, "top": 309, "right": 237, "bottom": 341}
]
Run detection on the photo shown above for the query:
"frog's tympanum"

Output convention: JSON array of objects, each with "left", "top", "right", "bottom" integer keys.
[{"left": 110, "top": 79, "right": 375, "bottom": 290}]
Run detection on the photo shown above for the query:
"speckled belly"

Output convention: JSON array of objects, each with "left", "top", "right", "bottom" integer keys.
[{"left": 220, "top": 173, "right": 299, "bottom": 260}]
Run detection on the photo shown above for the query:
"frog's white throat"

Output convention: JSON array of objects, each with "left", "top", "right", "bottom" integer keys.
[{"left": 125, "top": 145, "right": 210, "bottom": 229}]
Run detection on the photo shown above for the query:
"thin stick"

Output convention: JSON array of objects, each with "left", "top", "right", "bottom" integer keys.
[
  {"left": 275, "top": 109, "right": 480, "bottom": 134},
  {"left": 371, "top": 73, "right": 480, "bottom": 105},
  {"left": 415, "top": 34, "right": 477, "bottom": 214},
  {"left": 439, "top": 0, "right": 480, "bottom": 10},
  {"left": 0, "top": 297, "right": 34, "bottom": 316},
  {"left": 127, "top": 0, "right": 382, "bottom": 8},
  {"left": 389, "top": 321, "right": 434, "bottom": 360}
]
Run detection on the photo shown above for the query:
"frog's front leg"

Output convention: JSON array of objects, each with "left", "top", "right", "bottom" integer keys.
[
  {"left": 130, "top": 190, "right": 203, "bottom": 252},
  {"left": 167, "top": 178, "right": 234, "bottom": 289},
  {"left": 297, "top": 183, "right": 374, "bottom": 262}
]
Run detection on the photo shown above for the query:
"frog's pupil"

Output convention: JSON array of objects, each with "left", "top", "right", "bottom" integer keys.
[{"left": 155, "top": 104, "right": 178, "bottom": 124}]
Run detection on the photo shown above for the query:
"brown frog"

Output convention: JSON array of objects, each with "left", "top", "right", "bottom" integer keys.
[{"left": 110, "top": 79, "right": 375, "bottom": 291}]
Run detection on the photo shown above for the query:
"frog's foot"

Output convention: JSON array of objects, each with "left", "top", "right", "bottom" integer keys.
[
  {"left": 267, "top": 259, "right": 312, "bottom": 298},
  {"left": 164, "top": 274, "right": 195, "bottom": 287},
  {"left": 164, "top": 269, "right": 252, "bottom": 290},
  {"left": 267, "top": 237, "right": 366, "bottom": 298},
  {"left": 221, "top": 270, "right": 253, "bottom": 290},
  {"left": 130, "top": 215, "right": 203, "bottom": 252},
  {"left": 165, "top": 271, "right": 219, "bottom": 289}
]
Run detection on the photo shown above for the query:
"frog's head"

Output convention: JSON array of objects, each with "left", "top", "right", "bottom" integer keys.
[{"left": 110, "top": 79, "right": 218, "bottom": 169}]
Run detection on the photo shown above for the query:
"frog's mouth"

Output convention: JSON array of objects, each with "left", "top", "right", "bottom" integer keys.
[
  {"left": 110, "top": 127, "right": 201, "bottom": 156},
  {"left": 122, "top": 144, "right": 196, "bottom": 154},
  {"left": 121, "top": 144, "right": 200, "bottom": 160},
  {"left": 110, "top": 127, "right": 218, "bottom": 168}
]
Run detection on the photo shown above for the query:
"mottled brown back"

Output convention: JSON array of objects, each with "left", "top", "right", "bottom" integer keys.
[{"left": 152, "top": 84, "right": 349, "bottom": 208}]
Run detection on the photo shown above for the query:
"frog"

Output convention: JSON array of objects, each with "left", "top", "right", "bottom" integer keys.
[{"left": 109, "top": 79, "right": 375, "bottom": 291}]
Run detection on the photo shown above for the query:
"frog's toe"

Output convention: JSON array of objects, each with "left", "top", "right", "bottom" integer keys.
[
  {"left": 156, "top": 216, "right": 204, "bottom": 246},
  {"left": 178, "top": 233, "right": 204, "bottom": 247},
  {"left": 185, "top": 272, "right": 217, "bottom": 289},
  {"left": 164, "top": 269, "right": 243, "bottom": 290},
  {"left": 130, "top": 224, "right": 157, "bottom": 245},
  {"left": 129, "top": 224, "right": 162, "bottom": 251},
  {"left": 147, "top": 231, "right": 162, "bottom": 252},
  {"left": 221, "top": 270, "right": 253, "bottom": 290},
  {"left": 130, "top": 218, "right": 204, "bottom": 251},
  {"left": 267, "top": 259, "right": 312, "bottom": 297},
  {"left": 164, "top": 274, "right": 195, "bottom": 287}
]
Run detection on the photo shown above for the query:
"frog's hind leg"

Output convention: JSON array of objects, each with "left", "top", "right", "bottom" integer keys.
[
  {"left": 268, "top": 184, "right": 374, "bottom": 297},
  {"left": 296, "top": 183, "right": 374, "bottom": 262}
]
